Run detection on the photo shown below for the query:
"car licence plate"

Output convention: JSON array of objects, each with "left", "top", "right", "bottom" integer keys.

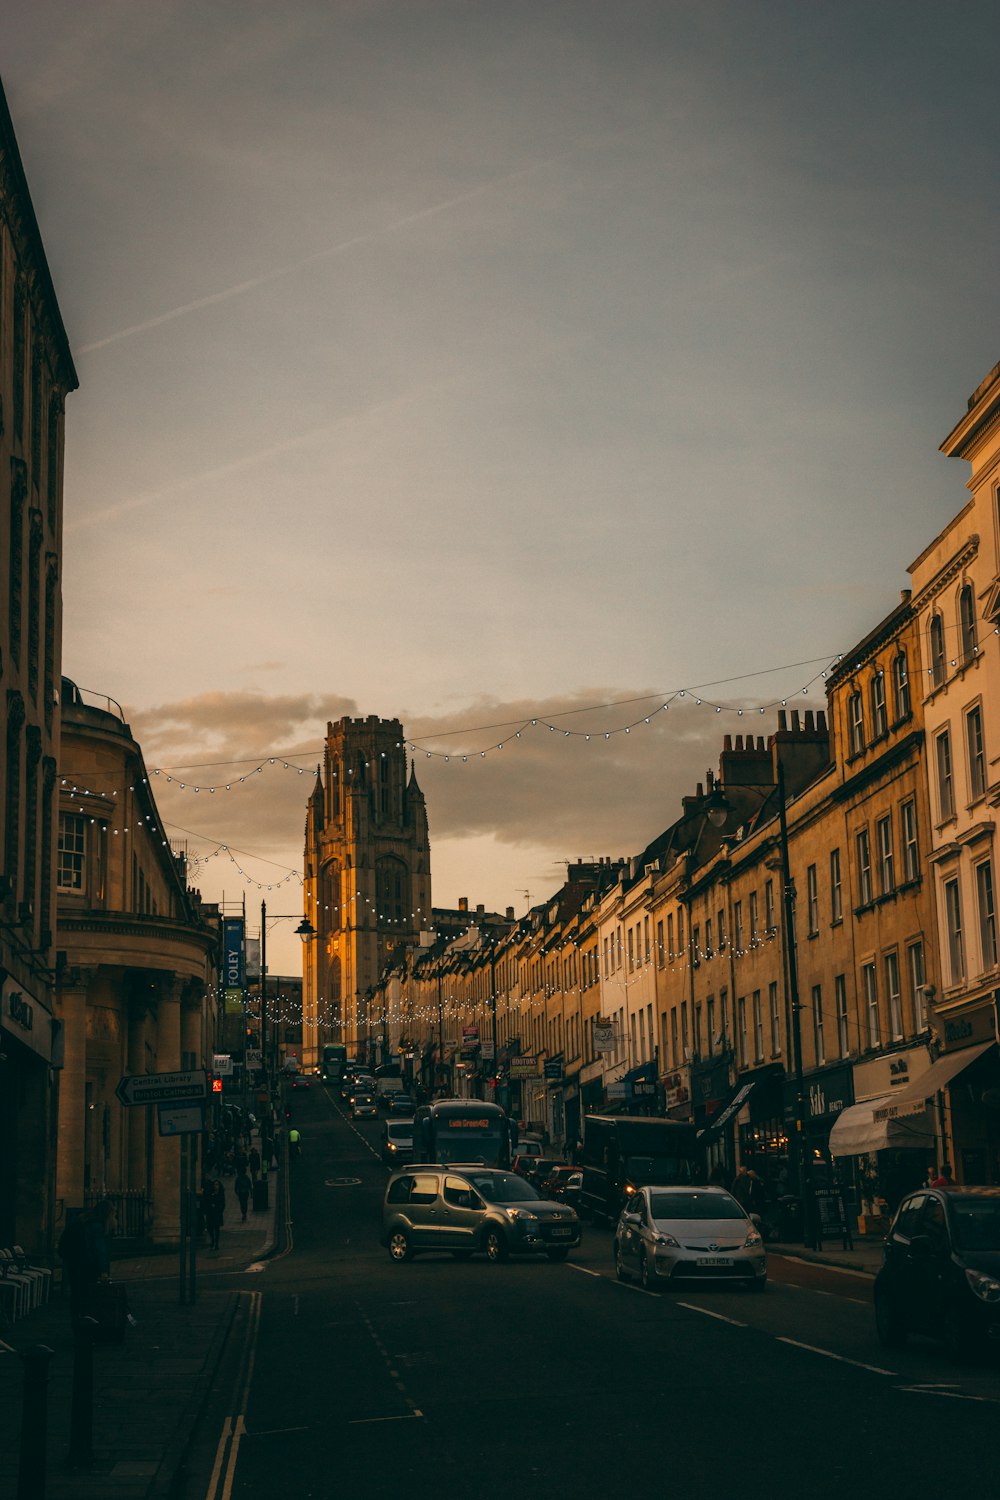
[
  {"left": 697, "top": 1256, "right": 733, "bottom": 1267},
  {"left": 551, "top": 1227, "right": 574, "bottom": 1238}
]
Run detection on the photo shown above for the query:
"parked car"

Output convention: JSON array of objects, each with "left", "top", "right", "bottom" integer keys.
[
  {"left": 525, "top": 1157, "right": 565, "bottom": 1190},
  {"left": 874, "top": 1186, "right": 1000, "bottom": 1360},
  {"left": 543, "top": 1166, "right": 583, "bottom": 1208},
  {"left": 352, "top": 1094, "right": 378, "bottom": 1120},
  {"left": 388, "top": 1094, "right": 416, "bottom": 1117},
  {"left": 614, "top": 1185, "right": 766, "bottom": 1292},
  {"left": 382, "top": 1165, "right": 582, "bottom": 1263},
  {"left": 381, "top": 1120, "right": 415, "bottom": 1166}
]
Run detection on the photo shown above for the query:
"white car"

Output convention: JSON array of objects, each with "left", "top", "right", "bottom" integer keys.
[{"left": 614, "top": 1185, "right": 766, "bottom": 1292}]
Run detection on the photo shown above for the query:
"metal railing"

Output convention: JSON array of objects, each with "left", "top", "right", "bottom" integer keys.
[{"left": 83, "top": 1189, "right": 150, "bottom": 1239}]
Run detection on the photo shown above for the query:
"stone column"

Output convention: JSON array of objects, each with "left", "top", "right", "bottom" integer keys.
[
  {"left": 150, "top": 976, "right": 183, "bottom": 1245},
  {"left": 55, "top": 969, "right": 94, "bottom": 1211},
  {"left": 126, "top": 986, "right": 150, "bottom": 1194}
]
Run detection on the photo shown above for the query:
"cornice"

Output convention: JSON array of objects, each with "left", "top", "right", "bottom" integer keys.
[{"left": 909, "top": 535, "right": 980, "bottom": 613}]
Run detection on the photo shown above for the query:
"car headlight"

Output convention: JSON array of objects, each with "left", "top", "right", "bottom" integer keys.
[
  {"left": 744, "top": 1229, "right": 763, "bottom": 1248},
  {"left": 505, "top": 1208, "right": 539, "bottom": 1223},
  {"left": 652, "top": 1232, "right": 680, "bottom": 1248},
  {"left": 387, "top": 1142, "right": 397, "bottom": 1152},
  {"left": 965, "top": 1268, "right": 1000, "bottom": 1304}
]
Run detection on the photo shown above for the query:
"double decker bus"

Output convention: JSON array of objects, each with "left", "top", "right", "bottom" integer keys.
[
  {"left": 321, "top": 1043, "right": 348, "bottom": 1083},
  {"left": 411, "top": 1099, "right": 514, "bottom": 1168}
]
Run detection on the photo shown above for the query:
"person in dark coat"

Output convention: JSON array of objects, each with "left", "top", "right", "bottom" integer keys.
[
  {"left": 234, "top": 1169, "right": 252, "bottom": 1222},
  {"left": 248, "top": 1145, "right": 261, "bottom": 1183},
  {"left": 204, "top": 1178, "right": 226, "bottom": 1250}
]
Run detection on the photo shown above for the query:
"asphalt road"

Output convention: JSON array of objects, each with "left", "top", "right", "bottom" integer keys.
[{"left": 181, "top": 1084, "right": 999, "bottom": 1500}]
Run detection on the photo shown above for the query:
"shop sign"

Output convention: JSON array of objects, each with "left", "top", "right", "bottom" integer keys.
[
  {"left": 2, "top": 976, "right": 52, "bottom": 1062},
  {"left": 480, "top": 1039, "right": 495, "bottom": 1060},
  {"left": 221, "top": 917, "right": 245, "bottom": 989},
  {"left": 509, "top": 1055, "right": 540, "bottom": 1076},
  {"left": 606, "top": 1081, "right": 628, "bottom": 1098},
  {"left": 213, "top": 1053, "right": 234, "bottom": 1076},
  {"left": 943, "top": 1005, "right": 996, "bottom": 1050},
  {"left": 462, "top": 1025, "right": 479, "bottom": 1044},
  {"left": 593, "top": 1020, "right": 616, "bottom": 1054},
  {"left": 806, "top": 1065, "right": 854, "bottom": 1120},
  {"left": 853, "top": 1044, "right": 931, "bottom": 1102},
  {"left": 663, "top": 1065, "right": 691, "bottom": 1110}
]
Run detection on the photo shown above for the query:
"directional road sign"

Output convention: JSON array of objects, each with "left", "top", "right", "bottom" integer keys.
[{"left": 115, "top": 1069, "right": 208, "bottom": 1107}]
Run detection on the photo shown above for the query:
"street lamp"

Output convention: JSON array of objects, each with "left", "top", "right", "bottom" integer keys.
[
  {"left": 259, "top": 900, "right": 315, "bottom": 1081},
  {"left": 706, "top": 759, "right": 810, "bottom": 1246}
]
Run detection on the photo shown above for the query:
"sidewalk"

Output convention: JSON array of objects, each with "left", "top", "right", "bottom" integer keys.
[
  {"left": 768, "top": 1235, "right": 885, "bottom": 1278},
  {"left": 0, "top": 1172, "right": 279, "bottom": 1500}
]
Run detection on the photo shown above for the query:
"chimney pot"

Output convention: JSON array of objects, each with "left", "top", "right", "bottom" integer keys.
[
  {"left": 724, "top": 735, "right": 733, "bottom": 752},
  {"left": 792, "top": 710, "right": 801, "bottom": 731},
  {"left": 778, "top": 710, "right": 787, "bottom": 732},
  {"left": 805, "top": 710, "right": 814, "bottom": 731}
]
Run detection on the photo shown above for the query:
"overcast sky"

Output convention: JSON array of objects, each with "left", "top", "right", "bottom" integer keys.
[{"left": 7, "top": 1, "right": 1000, "bottom": 969}]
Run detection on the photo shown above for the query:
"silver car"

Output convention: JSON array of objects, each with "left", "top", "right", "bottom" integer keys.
[{"left": 614, "top": 1185, "right": 766, "bottom": 1292}]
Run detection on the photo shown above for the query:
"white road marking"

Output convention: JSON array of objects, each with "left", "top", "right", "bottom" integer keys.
[
  {"left": 567, "top": 1264, "right": 603, "bottom": 1278},
  {"left": 349, "top": 1411, "right": 425, "bottom": 1424},
  {"left": 677, "top": 1302, "right": 747, "bottom": 1327},
  {"left": 771, "top": 1253, "right": 875, "bottom": 1282},
  {"left": 777, "top": 1337, "right": 895, "bottom": 1376},
  {"left": 204, "top": 1291, "right": 263, "bottom": 1500}
]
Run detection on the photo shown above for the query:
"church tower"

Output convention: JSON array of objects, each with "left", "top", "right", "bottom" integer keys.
[{"left": 303, "top": 716, "right": 431, "bottom": 1064}]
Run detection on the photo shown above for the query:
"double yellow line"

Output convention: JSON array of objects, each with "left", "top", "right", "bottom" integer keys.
[{"left": 204, "top": 1289, "right": 262, "bottom": 1500}]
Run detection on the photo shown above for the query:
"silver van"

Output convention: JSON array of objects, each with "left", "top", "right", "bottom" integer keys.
[
  {"left": 381, "top": 1164, "right": 582, "bottom": 1264},
  {"left": 381, "top": 1120, "right": 414, "bottom": 1166}
]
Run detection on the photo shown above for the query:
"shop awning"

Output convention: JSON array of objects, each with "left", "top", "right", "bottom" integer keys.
[
  {"left": 828, "top": 1097, "right": 936, "bottom": 1157},
  {"left": 697, "top": 1078, "right": 757, "bottom": 1144},
  {"left": 871, "top": 1041, "right": 994, "bottom": 1122}
]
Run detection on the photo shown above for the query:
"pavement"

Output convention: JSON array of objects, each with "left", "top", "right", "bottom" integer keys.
[
  {"left": 768, "top": 1233, "right": 885, "bottom": 1277},
  {"left": 0, "top": 1163, "right": 281, "bottom": 1500}
]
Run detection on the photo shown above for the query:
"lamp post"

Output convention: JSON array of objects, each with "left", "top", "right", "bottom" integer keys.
[
  {"left": 706, "top": 759, "right": 810, "bottom": 1246},
  {"left": 259, "top": 901, "right": 315, "bottom": 1081}
]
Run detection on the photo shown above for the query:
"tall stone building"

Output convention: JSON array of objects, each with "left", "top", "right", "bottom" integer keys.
[
  {"left": 0, "top": 81, "right": 78, "bottom": 1255},
  {"left": 303, "top": 716, "right": 431, "bottom": 1066}
]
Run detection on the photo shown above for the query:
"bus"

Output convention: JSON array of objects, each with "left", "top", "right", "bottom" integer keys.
[
  {"left": 411, "top": 1099, "right": 514, "bottom": 1168},
  {"left": 321, "top": 1043, "right": 348, "bottom": 1084},
  {"left": 579, "top": 1115, "right": 701, "bottom": 1222}
]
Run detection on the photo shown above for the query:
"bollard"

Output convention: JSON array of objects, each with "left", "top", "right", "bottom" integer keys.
[
  {"left": 17, "top": 1345, "right": 54, "bottom": 1500},
  {"left": 68, "top": 1318, "right": 97, "bottom": 1466}
]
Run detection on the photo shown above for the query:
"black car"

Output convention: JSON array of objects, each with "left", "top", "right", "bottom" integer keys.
[{"left": 874, "top": 1186, "right": 1000, "bottom": 1360}]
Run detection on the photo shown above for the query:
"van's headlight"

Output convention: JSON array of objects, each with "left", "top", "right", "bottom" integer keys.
[
  {"left": 505, "top": 1208, "right": 538, "bottom": 1222},
  {"left": 966, "top": 1268, "right": 1000, "bottom": 1303}
]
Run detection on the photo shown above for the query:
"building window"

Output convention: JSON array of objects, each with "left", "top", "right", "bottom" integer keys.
[
  {"left": 769, "top": 981, "right": 780, "bottom": 1057},
  {"left": 908, "top": 941, "right": 926, "bottom": 1031},
  {"left": 691, "top": 924, "right": 700, "bottom": 967},
  {"left": 856, "top": 828, "right": 872, "bottom": 906},
  {"left": 893, "top": 650, "right": 911, "bottom": 721},
  {"left": 737, "top": 996, "right": 747, "bottom": 1068},
  {"left": 835, "top": 974, "right": 849, "bottom": 1058},
  {"left": 667, "top": 913, "right": 674, "bottom": 961},
  {"left": 871, "top": 670, "right": 888, "bottom": 738},
  {"left": 959, "top": 583, "right": 978, "bottom": 661},
  {"left": 719, "top": 989, "right": 728, "bottom": 1049},
  {"left": 717, "top": 907, "right": 727, "bottom": 951},
  {"left": 848, "top": 691, "right": 865, "bottom": 755},
  {"left": 764, "top": 879, "right": 775, "bottom": 933},
  {"left": 876, "top": 815, "right": 895, "bottom": 896},
  {"left": 748, "top": 891, "right": 759, "bottom": 944},
  {"left": 704, "top": 916, "right": 713, "bottom": 958},
  {"left": 676, "top": 910, "right": 684, "bottom": 958},
  {"left": 944, "top": 877, "right": 965, "bottom": 985},
  {"left": 936, "top": 730, "right": 955, "bottom": 821},
  {"left": 734, "top": 900, "right": 744, "bottom": 952},
  {"left": 57, "top": 812, "right": 86, "bottom": 891},
  {"left": 885, "top": 951, "right": 903, "bottom": 1041},
  {"left": 706, "top": 996, "right": 715, "bottom": 1056},
  {"left": 693, "top": 1004, "right": 702, "bottom": 1059},
  {"left": 806, "top": 864, "right": 819, "bottom": 935},
  {"left": 930, "top": 613, "right": 946, "bottom": 688},
  {"left": 752, "top": 991, "right": 763, "bottom": 1063},
  {"left": 644, "top": 916, "right": 651, "bottom": 963},
  {"left": 830, "top": 847, "right": 843, "bottom": 922},
  {"left": 900, "top": 799, "right": 919, "bottom": 882},
  {"left": 670, "top": 1008, "right": 679, "bottom": 1065},
  {"left": 812, "top": 984, "right": 825, "bottom": 1066},
  {"left": 681, "top": 1001, "right": 689, "bottom": 1056},
  {"left": 656, "top": 920, "right": 664, "bottom": 968},
  {"left": 966, "top": 704, "right": 986, "bottom": 802},
  {"left": 862, "top": 962, "right": 879, "bottom": 1047},
  {"left": 627, "top": 928, "right": 635, "bottom": 972},
  {"left": 976, "top": 859, "right": 998, "bottom": 971}
]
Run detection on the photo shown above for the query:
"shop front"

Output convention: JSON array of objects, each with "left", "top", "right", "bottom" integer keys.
[
  {"left": 937, "top": 1000, "right": 1000, "bottom": 1184},
  {"left": 733, "top": 1062, "right": 787, "bottom": 1194},
  {"left": 829, "top": 1044, "right": 936, "bottom": 1224},
  {"left": 1, "top": 974, "right": 60, "bottom": 1254}
]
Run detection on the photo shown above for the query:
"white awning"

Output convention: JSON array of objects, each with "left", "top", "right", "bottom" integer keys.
[
  {"left": 828, "top": 1096, "right": 935, "bottom": 1157},
  {"left": 871, "top": 1041, "right": 994, "bottom": 1122}
]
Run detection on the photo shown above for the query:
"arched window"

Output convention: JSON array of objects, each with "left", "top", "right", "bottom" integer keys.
[
  {"left": 892, "top": 650, "right": 911, "bottom": 721},
  {"left": 959, "top": 583, "right": 978, "bottom": 661},
  {"left": 930, "top": 613, "right": 946, "bottom": 688},
  {"left": 377, "top": 858, "right": 407, "bottom": 928}
]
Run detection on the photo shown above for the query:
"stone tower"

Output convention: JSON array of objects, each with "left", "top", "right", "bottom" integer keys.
[{"left": 303, "top": 715, "right": 431, "bottom": 1063}]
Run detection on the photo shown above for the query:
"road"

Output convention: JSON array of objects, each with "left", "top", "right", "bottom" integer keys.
[{"left": 181, "top": 1084, "right": 998, "bottom": 1500}]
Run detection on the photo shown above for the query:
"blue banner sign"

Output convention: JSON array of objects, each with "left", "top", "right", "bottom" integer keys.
[{"left": 222, "top": 917, "right": 245, "bottom": 990}]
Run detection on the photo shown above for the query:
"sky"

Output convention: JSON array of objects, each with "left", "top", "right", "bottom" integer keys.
[{"left": 6, "top": 0, "right": 1000, "bottom": 972}]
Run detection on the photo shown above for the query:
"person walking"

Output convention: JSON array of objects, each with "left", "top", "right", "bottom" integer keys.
[
  {"left": 59, "top": 1199, "right": 116, "bottom": 1321},
  {"left": 205, "top": 1178, "right": 226, "bottom": 1250},
  {"left": 248, "top": 1144, "right": 261, "bottom": 1183},
  {"left": 234, "top": 1168, "right": 252, "bottom": 1223},
  {"left": 730, "top": 1165, "right": 752, "bottom": 1210}
]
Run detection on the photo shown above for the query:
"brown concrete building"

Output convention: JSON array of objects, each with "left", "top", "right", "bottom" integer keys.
[
  {"left": 54, "top": 682, "right": 218, "bottom": 1244},
  {"left": 0, "top": 81, "right": 78, "bottom": 1255}
]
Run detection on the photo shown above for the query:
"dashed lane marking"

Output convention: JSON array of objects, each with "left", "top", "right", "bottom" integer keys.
[
  {"left": 776, "top": 1337, "right": 896, "bottom": 1376},
  {"left": 677, "top": 1303, "right": 747, "bottom": 1328}
]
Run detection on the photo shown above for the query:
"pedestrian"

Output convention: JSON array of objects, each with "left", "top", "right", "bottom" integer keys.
[
  {"left": 234, "top": 1144, "right": 248, "bottom": 1176},
  {"left": 248, "top": 1144, "right": 261, "bottom": 1183},
  {"left": 205, "top": 1178, "right": 226, "bottom": 1250},
  {"left": 708, "top": 1160, "right": 728, "bottom": 1188},
  {"left": 931, "top": 1164, "right": 954, "bottom": 1187},
  {"left": 288, "top": 1126, "right": 302, "bottom": 1160},
  {"left": 59, "top": 1198, "right": 116, "bottom": 1321},
  {"left": 730, "top": 1165, "right": 752, "bottom": 1210},
  {"left": 746, "top": 1169, "right": 769, "bottom": 1219},
  {"left": 234, "top": 1168, "right": 252, "bottom": 1222}
]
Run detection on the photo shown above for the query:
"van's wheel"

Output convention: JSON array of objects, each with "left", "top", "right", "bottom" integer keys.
[
  {"left": 546, "top": 1248, "right": 569, "bottom": 1262},
  {"left": 483, "top": 1228, "right": 509, "bottom": 1263},
  {"left": 874, "top": 1290, "right": 907, "bottom": 1347},
  {"left": 388, "top": 1229, "right": 413, "bottom": 1263},
  {"left": 614, "top": 1241, "right": 631, "bottom": 1282}
]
